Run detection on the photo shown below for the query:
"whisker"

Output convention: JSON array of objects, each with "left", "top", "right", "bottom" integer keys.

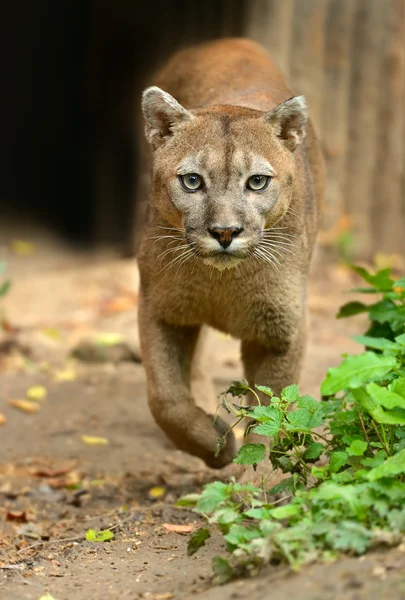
[
  {"left": 155, "top": 225, "right": 186, "bottom": 234},
  {"left": 254, "top": 248, "right": 280, "bottom": 271},
  {"left": 157, "top": 244, "right": 189, "bottom": 261},
  {"left": 262, "top": 230, "right": 298, "bottom": 239},
  {"left": 260, "top": 241, "right": 296, "bottom": 256},
  {"left": 160, "top": 248, "right": 194, "bottom": 275},
  {"left": 259, "top": 243, "right": 289, "bottom": 260},
  {"left": 261, "top": 237, "right": 296, "bottom": 247},
  {"left": 259, "top": 247, "right": 281, "bottom": 267}
]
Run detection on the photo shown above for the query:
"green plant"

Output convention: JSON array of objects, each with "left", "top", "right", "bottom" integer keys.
[
  {"left": 0, "top": 261, "right": 12, "bottom": 331},
  {"left": 183, "top": 266, "right": 405, "bottom": 581},
  {"left": 0, "top": 261, "right": 11, "bottom": 299}
]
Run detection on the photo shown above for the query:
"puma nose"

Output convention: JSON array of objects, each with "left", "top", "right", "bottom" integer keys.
[{"left": 208, "top": 226, "right": 243, "bottom": 249}]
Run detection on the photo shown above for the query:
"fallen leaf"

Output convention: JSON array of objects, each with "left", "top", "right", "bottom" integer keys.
[
  {"left": 6, "top": 511, "right": 28, "bottom": 523},
  {"left": 32, "top": 467, "right": 72, "bottom": 478},
  {"left": 101, "top": 295, "right": 135, "bottom": 314},
  {"left": 42, "top": 328, "right": 61, "bottom": 340},
  {"left": 162, "top": 523, "right": 195, "bottom": 534},
  {"left": 27, "top": 386, "right": 47, "bottom": 401},
  {"left": 187, "top": 527, "right": 210, "bottom": 556},
  {"left": 85, "top": 529, "right": 114, "bottom": 542},
  {"left": 38, "top": 594, "right": 58, "bottom": 600},
  {"left": 11, "top": 240, "right": 36, "bottom": 256},
  {"left": 95, "top": 333, "right": 124, "bottom": 346},
  {"left": 47, "top": 471, "right": 81, "bottom": 489},
  {"left": 148, "top": 486, "right": 166, "bottom": 499},
  {"left": 154, "top": 594, "right": 174, "bottom": 600},
  {"left": 80, "top": 435, "right": 109, "bottom": 446},
  {"left": 1, "top": 319, "right": 14, "bottom": 333},
  {"left": 0, "top": 412, "right": 6, "bottom": 425},
  {"left": 54, "top": 368, "right": 76, "bottom": 382},
  {"left": 9, "top": 399, "right": 40, "bottom": 414}
]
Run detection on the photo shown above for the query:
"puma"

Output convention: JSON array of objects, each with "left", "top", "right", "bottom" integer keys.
[{"left": 138, "top": 38, "right": 324, "bottom": 468}]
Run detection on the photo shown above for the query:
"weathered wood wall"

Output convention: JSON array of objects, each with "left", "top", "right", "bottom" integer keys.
[
  {"left": 246, "top": 0, "right": 405, "bottom": 260},
  {"left": 86, "top": 0, "right": 404, "bottom": 260}
]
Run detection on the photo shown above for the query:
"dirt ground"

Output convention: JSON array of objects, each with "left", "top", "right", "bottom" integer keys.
[{"left": 1, "top": 229, "right": 405, "bottom": 600}]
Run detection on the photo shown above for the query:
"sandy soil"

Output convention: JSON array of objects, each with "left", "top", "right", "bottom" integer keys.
[{"left": 1, "top": 236, "right": 404, "bottom": 600}]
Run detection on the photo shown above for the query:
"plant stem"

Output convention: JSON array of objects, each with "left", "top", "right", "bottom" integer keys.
[
  {"left": 312, "top": 432, "right": 331, "bottom": 445},
  {"left": 249, "top": 387, "right": 262, "bottom": 406},
  {"left": 380, "top": 424, "right": 390, "bottom": 456},
  {"left": 357, "top": 411, "right": 371, "bottom": 448},
  {"left": 285, "top": 433, "right": 312, "bottom": 474},
  {"left": 371, "top": 420, "right": 390, "bottom": 456}
]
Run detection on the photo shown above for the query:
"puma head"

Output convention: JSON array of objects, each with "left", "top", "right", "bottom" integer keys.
[{"left": 142, "top": 86, "right": 307, "bottom": 270}]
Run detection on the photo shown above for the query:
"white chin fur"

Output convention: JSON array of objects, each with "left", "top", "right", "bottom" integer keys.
[{"left": 202, "top": 256, "right": 243, "bottom": 271}]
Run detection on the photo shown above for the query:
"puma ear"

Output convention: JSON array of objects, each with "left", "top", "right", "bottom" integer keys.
[
  {"left": 264, "top": 96, "right": 307, "bottom": 152},
  {"left": 142, "top": 86, "right": 193, "bottom": 148}
]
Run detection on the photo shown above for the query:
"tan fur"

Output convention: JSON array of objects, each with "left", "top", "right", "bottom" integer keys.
[{"left": 138, "top": 38, "right": 324, "bottom": 468}]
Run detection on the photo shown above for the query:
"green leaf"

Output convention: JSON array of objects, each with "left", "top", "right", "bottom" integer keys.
[
  {"left": 303, "top": 442, "right": 324, "bottom": 460},
  {"left": 269, "top": 504, "right": 301, "bottom": 520},
  {"left": 329, "top": 451, "right": 349, "bottom": 473},
  {"left": 85, "top": 528, "right": 114, "bottom": 542},
  {"left": 347, "top": 440, "right": 368, "bottom": 456},
  {"left": 390, "top": 378, "right": 405, "bottom": 398},
  {"left": 311, "top": 465, "right": 329, "bottom": 480},
  {"left": 353, "top": 336, "right": 399, "bottom": 351},
  {"left": 348, "top": 287, "right": 379, "bottom": 294},
  {"left": 195, "top": 482, "right": 231, "bottom": 513},
  {"left": 320, "top": 352, "right": 397, "bottom": 396},
  {"left": 224, "top": 524, "right": 261, "bottom": 546},
  {"left": 281, "top": 384, "right": 300, "bottom": 403},
  {"left": 352, "top": 388, "right": 405, "bottom": 425},
  {"left": 367, "top": 448, "right": 405, "bottom": 481},
  {"left": 388, "top": 508, "right": 405, "bottom": 531},
  {"left": 329, "top": 520, "right": 372, "bottom": 553},
  {"left": 187, "top": 528, "right": 210, "bottom": 556},
  {"left": 225, "top": 379, "right": 251, "bottom": 396},
  {"left": 337, "top": 301, "right": 368, "bottom": 319},
  {"left": 254, "top": 421, "right": 282, "bottom": 437},
  {"left": 362, "top": 450, "right": 386, "bottom": 468},
  {"left": 296, "top": 394, "right": 320, "bottom": 411},
  {"left": 233, "top": 443, "right": 266, "bottom": 466},
  {"left": 252, "top": 406, "right": 283, "bottom": 436},
  {"left": 393, "top": 277, "right": 405, "bottom": 289},
  {"left": 367, "top": 382, "right": 405, "bottom": 410},
  {"left": 255, "top": 385, "right": 273, "bottom": 397},
  {"left": 268, "top": 476, "right": 297, "bottom": 495},
  {"left": 244, "top": 507, "right": 272, "bottom": 520},
  {"left": 351, "top": 266, "right": 394, "bottom": 291},
  {"left": 0, "top": 280, "right": 11, "bottom": 297},
  {"left": 370, "top": 300, "right": 405, "bottom": 332},
  {"left": 176, "top": 493, "right": 201, "bottom": 507},
  {"left": 286, "top": 408, "right": 324, "bottom": 431},
  {"left": 210, "top": 508, "right": 241, "bottom": 525},
  {"left": 212, "top": 556, "right": 233, "bottom": 584}
]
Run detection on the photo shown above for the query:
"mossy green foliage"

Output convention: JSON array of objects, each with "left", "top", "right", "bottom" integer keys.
[{"left": 181, "top": 266, "right": 405, "bottom": 580}]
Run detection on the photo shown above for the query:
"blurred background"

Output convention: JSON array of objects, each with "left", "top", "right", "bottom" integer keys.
[{"left": 0, "top": 0, "right": 404, "bottom": 261}]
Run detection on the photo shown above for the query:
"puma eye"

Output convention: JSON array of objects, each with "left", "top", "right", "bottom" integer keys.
[
  {"left": 179, "top": 173, "right": 203, "bottom": 192},
  {"left": 246, "top": 175, "right": 271, "bottom": 191}
]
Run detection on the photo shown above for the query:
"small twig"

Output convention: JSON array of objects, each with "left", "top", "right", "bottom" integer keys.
[
  {"left": 17, "top": 513, "right": 134, "bottom": 555},
  {"left": 371, "top": 420, "right": 390, "bottom": 456},
  {"left": 17, "top": 534, "right": 84, "bottom": 555},
  {"left": 357, "top": 410, "right": 370, "bottom": 445},
  {"left": 105, "top": 513, "right": 134, "bottom": 532}
]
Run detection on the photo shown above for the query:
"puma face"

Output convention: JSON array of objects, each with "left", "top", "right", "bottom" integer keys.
[{"left": 142, "top": 87, "right": 307, "bottom": 270}]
